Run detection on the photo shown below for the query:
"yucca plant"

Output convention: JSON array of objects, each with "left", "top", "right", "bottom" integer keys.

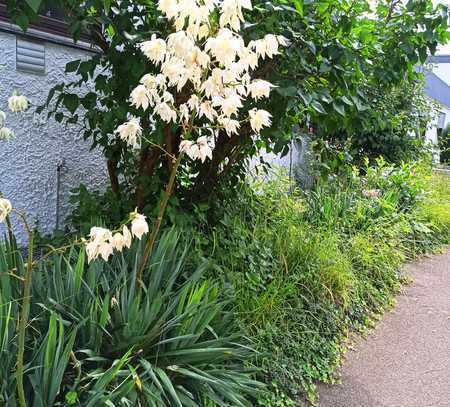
[
  {"left": 0, "top": 236, "right": 21, "bottom": 406},
  {"left": 0, "top": 230, "right": 261, "bottom": 406}
]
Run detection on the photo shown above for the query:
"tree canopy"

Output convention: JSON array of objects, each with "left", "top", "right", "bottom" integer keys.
[{"left": 5, "top": 0, "right": 449, "bottom": 214}]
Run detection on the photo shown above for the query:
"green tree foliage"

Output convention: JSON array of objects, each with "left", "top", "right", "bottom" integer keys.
[{"left": 5, "top": 0, "right": 449, "bottom": 211}]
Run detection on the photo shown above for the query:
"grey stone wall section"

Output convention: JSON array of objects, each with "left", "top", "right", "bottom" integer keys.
[{"left": 0, "top": 30, "right": 107, "bottom": 244}]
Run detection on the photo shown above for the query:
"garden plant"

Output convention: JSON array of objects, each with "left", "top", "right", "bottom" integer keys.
[{"left": 0, "top": 0, "right": 450, "bottom": 406}]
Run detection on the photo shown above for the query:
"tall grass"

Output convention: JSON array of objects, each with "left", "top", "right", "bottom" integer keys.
[{"left": 194, "top": 164, "right": 450, "bottom": 404}]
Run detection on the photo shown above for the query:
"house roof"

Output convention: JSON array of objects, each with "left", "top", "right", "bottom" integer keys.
[
  {"left": 428, "top": 55, "right": 450, "bottom": 63},
  {"left": 424, "top": 70, "right": 450, "bottom": 108}
]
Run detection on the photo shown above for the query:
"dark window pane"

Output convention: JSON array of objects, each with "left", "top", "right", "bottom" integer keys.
[{"left": 42, "top": 6, "right": 66, "bottom": 21}]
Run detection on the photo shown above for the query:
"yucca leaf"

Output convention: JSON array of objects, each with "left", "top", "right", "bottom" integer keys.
[
  {"left": 139, "top": 359, "right": 164, "bottom": 394},
  {"left": 90, "top": 349, "right": 132, "bottom": 392},
  {"left": 155, "top": 368, "right": 182, "bottom": 407}
]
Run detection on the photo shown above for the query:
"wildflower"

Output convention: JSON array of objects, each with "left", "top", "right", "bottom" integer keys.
[
  {"left": 195, "top": 49, "right": 210, "bottom": 68},
  {"left": 158, "top": 0, "right": 179, "bottom": 20},
  {"left": 85, "top": 241, "right": 100, "bottom": 263},
  {"left": 248, "top": 79, "right": 275, "bottom": 100},
  {"left": 362, "top": 189, "right": 381, "bottom": 198},
  {"left": 0, "top": 198, "right": 12, "bottom": 223},
  {"left": 140, "top": 35, "right": 167, "bottom": 65},
  {"left": 122, "top": 225, "right": 132, "bottom": 248},
  {"left": 277, "top": 35, "right": 290, "bottom": 46},
  {"left": 179, "top": 103, "right": 190, "bottom": 122},
  {"left": 112, "top": 232, "right": 127, "bottom": 251},
  {"left": 0, "top": 110, "right": 6, "bottom": 127},
  {"left": 8, "top": 94, "right": 29, "bottom": 113},
  {"left": 155, "top": 102, "right": 177, "bottom": 123},
  {"left": 161, "top": 57, "right": 187, "bottom": 88},
  {"left": 220, "top": 0, "right": 253, "bottom": 31},
  {"left": 89, "top": 227, "right": 112, "bottom": 243},
  {"left": 130, "top": 85, "right": 151, "bottom": 111},
  {"left": 218, "top": 117, "right": 240, "bottom": 136},
  {"left": 180, "top": 138, "right": 193, "bottom": 149},
  {"left": 196, "top": 136, "right": 213, "bottom": 162},
  {"left": 187, "top": 95, "right": 200, "bottom": 111},
  {"left": 205, "top": 29, "right": 244, "bottom": 67},
  {"left": 98, "top": 242, "right": 114, "bottom": 261},
  {"left": 117, "top": 0, "right": 288, "bottom": 162},
  {"left": 86, "top": 227, "right": 113, "bottom": 263},
  {"left": 263, "top": 34, "right": 281, "bottom": 58},
  {"left": 111, "top": 296, "right": 119, "bottom": 307},
  {"left": 219, "top": 93, "right": 243, "bottom": 117},
  {"left": 180, "top": 137, "right": 214, "bottom": 162},
  {"left": 198, "top": 101, "right": 217, "bottom": 121},
  {"left": 85, "top": 213, "right": 148, "bottom": 262}
]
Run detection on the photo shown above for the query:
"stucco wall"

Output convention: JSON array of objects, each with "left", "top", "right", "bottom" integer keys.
[{"left": 0, "top": 30, "right": 107, "bottom": 244}]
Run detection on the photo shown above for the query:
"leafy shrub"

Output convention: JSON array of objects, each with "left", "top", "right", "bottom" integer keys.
[
  {"left": 323, "top": 81, "right": 434, "bottom": 165},
  {"left": 0, "top": 231, "right": 261, "bottom": 406},
  {"left": 7, "top": 0, "right": 447, "bottom": 213},
  {"left": 438, "top": 125, "right": 450, "bottom": 164},
  {"left": 67, "top": 184, "right": 134, "bottom": 234},
  {"left": 190, "top": 163, "right": 450, "bottom": 404}
]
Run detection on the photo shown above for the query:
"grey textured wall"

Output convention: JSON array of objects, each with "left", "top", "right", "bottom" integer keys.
[
  {"left": 251, "top": 136, "right": 314, "bottom": 190},
  {"left": 0, "top": 30, "right": 107, "bottom": 244}
]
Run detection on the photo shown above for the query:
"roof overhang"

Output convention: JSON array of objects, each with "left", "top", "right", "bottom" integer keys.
[{"left": 0, "top": 3, "right": 97, "bottom": 52}]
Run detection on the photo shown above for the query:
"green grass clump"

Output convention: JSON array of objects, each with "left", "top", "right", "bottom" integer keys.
[
  {"left": 194, "top": 163, "right": 450, "bottom": 405},
  {"left": 417, "top": 172, "right": 450, "bottom": 238}
]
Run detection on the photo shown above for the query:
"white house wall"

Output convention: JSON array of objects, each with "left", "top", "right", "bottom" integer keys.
[{"left": 0, "top": 30, "right": 107, "bottom": 244}]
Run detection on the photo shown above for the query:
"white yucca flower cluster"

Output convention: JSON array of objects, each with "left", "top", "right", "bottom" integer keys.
[
  {"left": 116, "top": 0, "right": 288, "bottom": 161},
  {"left": 8, "top": 94, "right": 29, "bottom": 113},
  {"left": 0, "top": 111, "right": 11, "bottom": 141},
  {"left": 0, "top": 198, "right": 12, "bottom": 223},
  {"left": 85, "top": 212, "right": 149, "bottom": 263},
  {"left": 0, "top": 93, "right": 29, "bottom": 141},
  {"left": 0, "top": 196, "right": 149, "bottom": 264}
]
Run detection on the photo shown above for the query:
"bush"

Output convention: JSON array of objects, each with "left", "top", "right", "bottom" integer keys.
[
  {"left": 0, "top": 231, "right": 261, "bottom": 406},
  {"left": 320, "top": 81, "right": 435, "bottom": 165},
  {"left": 3, "top": 162, "right": 449, "bottom": 406},
  {"left": 190, "top": 163, "right": 450, "bottom": 404}
]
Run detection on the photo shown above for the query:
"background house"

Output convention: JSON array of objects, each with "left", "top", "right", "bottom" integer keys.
[
  {"left": 424, "top": 55, "right": 450, "bottom": 163},
  {"left": 0, "top": 5, "right": 107, "bottom": 243}
]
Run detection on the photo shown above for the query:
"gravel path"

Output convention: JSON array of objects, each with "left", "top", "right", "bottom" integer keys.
[{"left": 316, "top": 248, "right": 450, "bottom": 407}]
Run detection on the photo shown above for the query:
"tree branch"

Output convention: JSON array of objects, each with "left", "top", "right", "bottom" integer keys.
[
  {"left": 136, "top": 146, "right": 162, "bottom": 210},
  {"left": 107, "top": 158, "right": 120, "bottom": 196}
]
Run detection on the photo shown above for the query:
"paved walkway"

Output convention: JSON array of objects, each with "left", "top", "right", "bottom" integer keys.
[{"left": 316, "top": 248, "right": 450, "bottom": 407}]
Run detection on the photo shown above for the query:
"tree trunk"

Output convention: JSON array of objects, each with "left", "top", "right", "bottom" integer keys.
[
  {"left": 190, "top": 129, "right": 249, "bottom": 201},
  {"left": 107, "top": 158, "right": 120, "bottom": 196},
  {"left": 136, "top": 147, "right": 162, "bottom": 210}
]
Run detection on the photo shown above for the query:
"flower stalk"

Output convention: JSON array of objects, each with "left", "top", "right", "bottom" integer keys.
[
  {"left": 16, "top": 216, "right": 33, "bottom": 407},
  {"left": 136, "top": 152, "right": 183, "bottom": 287},
  {"left": 5, "top": 215, "right": 14, "bottom": 247}
]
